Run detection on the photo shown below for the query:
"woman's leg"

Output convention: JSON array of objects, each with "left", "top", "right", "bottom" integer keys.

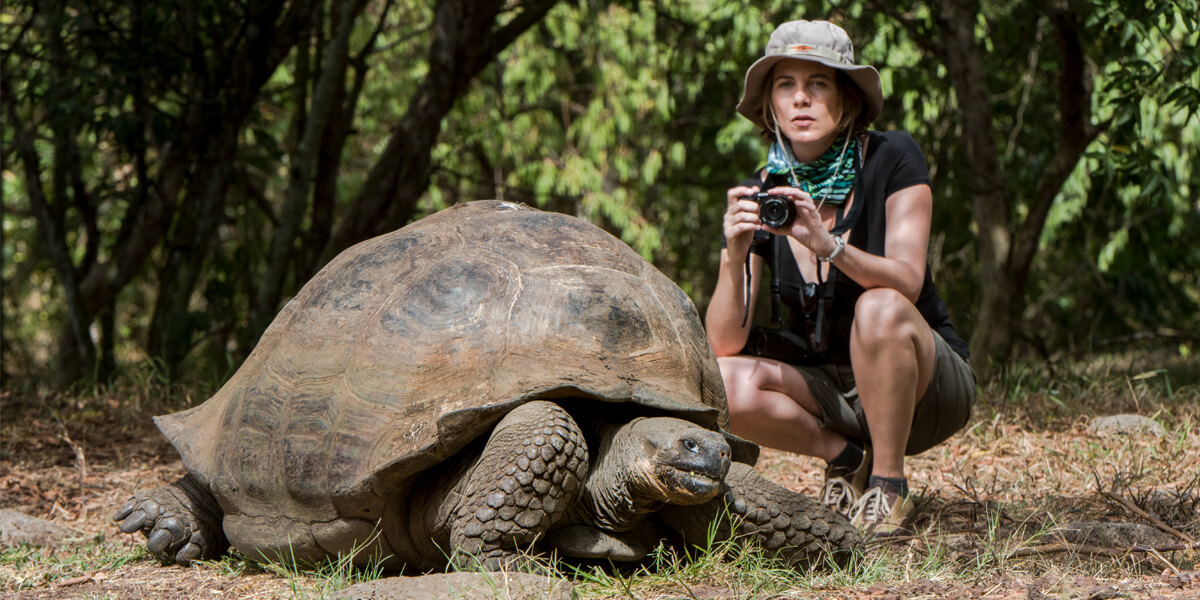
[
  {"left": 718, "top": 355, "right": 847, "bottom": 461},
  {"left": 849, "top": 288, "right": 938, "bottom": 480}
]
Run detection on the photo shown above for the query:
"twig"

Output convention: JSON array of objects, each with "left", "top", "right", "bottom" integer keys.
[
  {"left": 38, "top": 392, "right": 89, "bottom": 480},
  {"left": 1008, "top": 540, "right": 1200, "bottom": 558},
  {"left": 1146, "top": 546, "right": 1181, "bottom": 575},
  {"left": 53, "top": 570, "right": 107, "bottom": 588},
  {"left": 1099, "top": 488, "right": 1197, "bottom": 546}
]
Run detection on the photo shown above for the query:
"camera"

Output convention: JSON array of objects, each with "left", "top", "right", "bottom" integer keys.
[{"left": 746, "top": 193, "right": 795, "bottom": 228}]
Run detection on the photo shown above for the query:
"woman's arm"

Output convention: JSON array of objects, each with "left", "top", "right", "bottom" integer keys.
[
  {"left": 823, "top": 183, "right": 931, "bottom": 302},
  {"left": 706, "top": 248, "right": 766, "bottom": 356},
  {"left": 769, "top": 183, "right": 932, "bottom": 303},
  {"left": 706, "top": 185, "right": 768, "bottom": 356}
]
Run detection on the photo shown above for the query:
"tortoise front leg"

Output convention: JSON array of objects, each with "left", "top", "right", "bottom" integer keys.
[
  {"left": 113, "top": 473, "right": 228, "bottom": 565},
  {"left": 659, "top": 462, "right": 862, "bottom": 568},
  {"left": 448, "top": 400, "right": 589, "bottom": 569}
]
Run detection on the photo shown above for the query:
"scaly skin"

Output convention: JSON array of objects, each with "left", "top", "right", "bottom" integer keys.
[
  {"left": 113, "top": 473, "right": 227, "bottom": 565},
  {"left": 444, "top": 400, "right": 590, "bottom": 569},
  {"left": 659, "top": 462, "right": 863, "bottom": 568}
]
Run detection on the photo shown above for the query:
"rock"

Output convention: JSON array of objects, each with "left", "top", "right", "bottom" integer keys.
[
  {"left": 333, "top": 572, "right": 573, "bottom": 600},
  {"left": 1087, "top": 414, "right": 1165, "bottom": 437},
  {"left": 1054, "top": 520, "right": 1177, "bottom": 548},
  {"left": 0, "top": 508, "right": 85, "bottom": 547}
]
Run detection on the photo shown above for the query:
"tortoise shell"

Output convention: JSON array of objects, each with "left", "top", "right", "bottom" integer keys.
[{"left": 155, "top": 200, "right": 746, "bottom": 545}]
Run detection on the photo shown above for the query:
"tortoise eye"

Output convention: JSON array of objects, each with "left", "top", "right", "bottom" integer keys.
[{"left": 682, "top": 439, "right": 700, "bottom": 453}]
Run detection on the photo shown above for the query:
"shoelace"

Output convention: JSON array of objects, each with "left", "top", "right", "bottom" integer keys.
[
  {"left": 822, "top": 477, "right": 857, "bottom": 515},
  {"left": 850, "top": 487, "right": 891, "bottom": 526}
]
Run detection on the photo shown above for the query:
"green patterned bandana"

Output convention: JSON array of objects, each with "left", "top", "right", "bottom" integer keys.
[{"left": 765, "top": 134, "right": 858, "bottom": 205}]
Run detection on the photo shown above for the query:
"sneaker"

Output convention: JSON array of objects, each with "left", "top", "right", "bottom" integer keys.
[
  {"left": 820, "top": 446, "right": 872, "bottom": 516},
  {"left": 821, "top": 476, "right": 858, "bottom": 516},
  {"left": 849, "top": 484, "right": 913, "bottom": 536}
]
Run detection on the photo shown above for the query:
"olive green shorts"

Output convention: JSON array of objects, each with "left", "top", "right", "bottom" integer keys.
[{"left": 794, "top": 330, "right": 977, "bottom": 455}]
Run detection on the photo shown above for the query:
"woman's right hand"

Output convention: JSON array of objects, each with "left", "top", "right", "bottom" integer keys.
[{"left": 724, "top": 185, "right": 763, "bottom": 259}]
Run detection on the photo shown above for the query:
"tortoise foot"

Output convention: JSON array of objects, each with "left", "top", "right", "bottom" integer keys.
[
  {"left": 449, "top": 400, "right": 589, "bottom": 569},
  {"left": 114, "top": 474, "right": 227, "bottom": 565},
  {"left": 661, "top": 462, "right": 863, "bottom": 569}
]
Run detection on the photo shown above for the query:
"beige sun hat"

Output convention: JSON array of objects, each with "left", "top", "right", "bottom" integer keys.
[{"left": 736, "top": 20, "right": 883, "bottom": 131}]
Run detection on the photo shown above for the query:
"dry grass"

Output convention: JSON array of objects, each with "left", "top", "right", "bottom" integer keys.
[{"left": 2, "top": 347, "right": 1198, "bottom": 599}]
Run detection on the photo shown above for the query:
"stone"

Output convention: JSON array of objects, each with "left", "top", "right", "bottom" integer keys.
[
  {"left": 0, "top": 509, "right": 85, "bottom": 547},
  {"left": 333, "top": 572, "right": 572, "bottom": 600},
  {"left": 1055, "top": 520, "right": 1177, "bottom": 548},
  {"left": 1087, "top": 414, "right": 1165, "bottom": 437}
]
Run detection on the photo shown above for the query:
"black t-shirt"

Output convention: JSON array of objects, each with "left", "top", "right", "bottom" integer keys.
[{"left": 723, "top": 130, "right": 970, "bottom": 361}]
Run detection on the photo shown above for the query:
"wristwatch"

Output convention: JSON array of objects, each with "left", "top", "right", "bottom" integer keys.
[{"left": 818, "top": 236, "right": 846, "bottom": 262}]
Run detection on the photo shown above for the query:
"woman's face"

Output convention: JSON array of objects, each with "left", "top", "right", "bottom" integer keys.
[{"left": 769, "top": 60, "right": 842, "bottom": 158}]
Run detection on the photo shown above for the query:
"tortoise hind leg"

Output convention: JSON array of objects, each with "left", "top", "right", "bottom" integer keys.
[
  {"left": 446, "top": 400, "right": 589, "bottom": 570},
  {"left": 659, "top": 462, "right": 862, "bottom": 568},
  {"left": 113, "top": 473, "right": 228, "bottom": 565}
]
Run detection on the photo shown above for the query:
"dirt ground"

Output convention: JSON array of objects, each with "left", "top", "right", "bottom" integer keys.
[{"left": 2, "top": 370, "right": 1198, "bottom": 599}]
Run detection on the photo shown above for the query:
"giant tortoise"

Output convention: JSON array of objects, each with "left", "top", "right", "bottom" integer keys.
[{"left": 115, "top": 200, "right": 860, "bottom": 571}]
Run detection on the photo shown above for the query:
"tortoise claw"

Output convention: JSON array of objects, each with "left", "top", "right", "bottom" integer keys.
[
  {"left": 117, "top": 510, "right": 149, "bottom": 533},
  {"left": 175, "top": 542, "right": 202, "bottom": 564},
  {"left": 112, "top": 501, "right": 135, "bottom": 522},
  {"left": 146, "top": 527, "right": 175, "bottom": 554}
]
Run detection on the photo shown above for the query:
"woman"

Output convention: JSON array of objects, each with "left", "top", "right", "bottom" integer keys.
[{"left": 705, "top": 20, "right": 976, "bottom": 535}]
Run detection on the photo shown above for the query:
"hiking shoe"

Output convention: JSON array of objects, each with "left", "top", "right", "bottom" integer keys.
[
  {"left": 821, "top": 446, "right": 872, "bottom": 517},
  {"left": 849, "top": 484, "right": 913, "bottom": 536},
  {"left": 821, "top": 476, "right": 858, "bottom": 516}
]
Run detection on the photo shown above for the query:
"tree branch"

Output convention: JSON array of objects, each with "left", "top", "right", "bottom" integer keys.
[
  {"left": 2, "top": 75, "right": 96, "bottom": 374},
  {"left": 1009, "top": 1, "right": 1101, "bottom": 291},
  {"left": 320, "top": 0, "right": 561, "bottom": 265},
  {"left": 251, "top": 0, "right": 370, "bottom": 340},
  {"left": 865, "top": 0, "right": 940, "bottom": 55}
]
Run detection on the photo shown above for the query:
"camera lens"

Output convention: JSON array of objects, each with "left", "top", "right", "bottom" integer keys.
[{"left": 759, "top": 196, "right": 795, "bottom": 228}]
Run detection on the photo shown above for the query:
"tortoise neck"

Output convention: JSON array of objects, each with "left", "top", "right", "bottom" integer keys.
[{"left": 570, "top": 422, "right": 662, "bottom": 530}]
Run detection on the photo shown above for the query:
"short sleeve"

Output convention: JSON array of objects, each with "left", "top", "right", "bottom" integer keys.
[{"left": 882, "top": 131, "right": 931, "bottom": 197}]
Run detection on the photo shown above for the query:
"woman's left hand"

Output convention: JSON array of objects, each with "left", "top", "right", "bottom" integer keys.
[{"left": 764, "top": 186, "right": 839, "bottom": 258}]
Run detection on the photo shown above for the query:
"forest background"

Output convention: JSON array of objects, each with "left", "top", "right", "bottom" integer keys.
[{"left": 2, "top": 0, "right": 1198, "bottom": 392}]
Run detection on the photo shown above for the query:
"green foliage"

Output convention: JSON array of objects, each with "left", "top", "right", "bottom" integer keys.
[
  {"left": 1031, "top": 0, "right": 1200, "bottom": 349},
  {"left": 2, "top": 0, "right": 1198, "bottom": 388}
]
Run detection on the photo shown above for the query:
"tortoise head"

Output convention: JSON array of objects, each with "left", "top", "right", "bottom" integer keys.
[{"left": 620, "top": 417, "right": 732, "bottom": 505}]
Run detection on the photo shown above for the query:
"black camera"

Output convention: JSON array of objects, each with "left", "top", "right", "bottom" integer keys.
[{"left": 746, "top": 193, "right": 795, "bottom": 228}]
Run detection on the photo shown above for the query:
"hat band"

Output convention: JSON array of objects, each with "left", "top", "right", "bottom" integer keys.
[{"left": 771, "top": 44, "right": 848, "bottom": 65}]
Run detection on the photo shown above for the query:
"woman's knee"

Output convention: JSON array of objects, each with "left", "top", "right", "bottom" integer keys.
[
  {"left": 717, "top": 356, "right": 760, "bottom": 412},
  {"left": 852, "top": 288, "right": 922, "bottom": 344}
]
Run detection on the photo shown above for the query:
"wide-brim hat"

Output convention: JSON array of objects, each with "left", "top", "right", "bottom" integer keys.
[{"left": 736, "top": 20, "right": 883, "bottom": 131}]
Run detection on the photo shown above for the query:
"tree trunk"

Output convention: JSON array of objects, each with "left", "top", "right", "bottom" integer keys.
[
  {"left": 249, "top": 0, "right": 369, "bottom": 344},
  {"left": 146, "top": 0, "right": 321, "bottom": 374},
  {"left": 319, "top": 0, "right": 561, "bottom": 265},
  {"left": 933, "top": 0, "right": 1100, "bottom": 376},
  {"left": 934, "top": 0, "right": 1016, "bottom": 374}
]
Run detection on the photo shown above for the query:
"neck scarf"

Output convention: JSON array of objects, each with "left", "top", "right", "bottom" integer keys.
[{"left": 765, "top": 134, "right": 858, "bottom": 205}]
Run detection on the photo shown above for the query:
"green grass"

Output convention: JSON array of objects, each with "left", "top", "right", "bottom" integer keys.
[
  {"left": 0, "top": 536, "right": 142, "bottom": 591},
  {"left": 3, "top": 346, "right": 1198, "bottom": 598}
]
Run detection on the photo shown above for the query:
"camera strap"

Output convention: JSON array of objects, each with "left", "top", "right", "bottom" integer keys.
[
  {"left": 740, "top": 132, "right": 869, "bottom": 329},
  {"left": 769, "top": 235, "right": 784, "bottom": 328}
]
